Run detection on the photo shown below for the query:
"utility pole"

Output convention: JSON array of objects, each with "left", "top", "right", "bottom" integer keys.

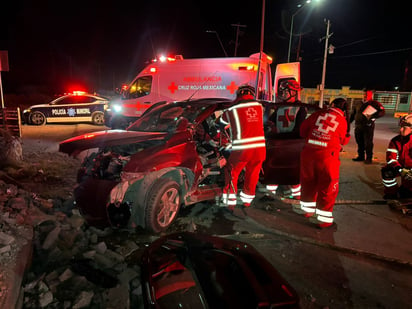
[
  {"left": 205, "top": 30, "right": 228, "bottom": 57},
  {"left": 319, "top": 19, "right": 332, "bottom": 108},
  {"left": 231, "top": 23, "right": 247, "bottom": 56},
  {"left": 254, "top": 0, "right": 265, "bottom": 99}
]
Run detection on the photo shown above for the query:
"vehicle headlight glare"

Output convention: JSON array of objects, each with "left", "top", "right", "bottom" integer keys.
[{"left": 113, "top": 104, "right": 122, "bottom": 113}]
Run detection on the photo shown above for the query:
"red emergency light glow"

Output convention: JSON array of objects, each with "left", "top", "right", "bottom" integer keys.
[
  {"left": 153, "top": 55, "right": 177, "bottom": 63},
  {"left": 238, "top": 65, "right": 254, "bottom": 71},
  {"left": 121, "top": 84, "right": 128, "bottom": 91},
  {"left": 231, "top": 63, "right": 256, "bottom": 71}
]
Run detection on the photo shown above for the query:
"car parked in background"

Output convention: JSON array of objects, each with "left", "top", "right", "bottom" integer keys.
[
  {"left": 22, "top": 91, "right": 110, "bottom": 125},
  {"left": 59, "top": 98, "right": 320, "bottom": 233}
]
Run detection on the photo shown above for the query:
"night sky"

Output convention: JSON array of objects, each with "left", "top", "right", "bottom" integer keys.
[{"left": 0, "top": 0, "right": 410, "bottom": 95}]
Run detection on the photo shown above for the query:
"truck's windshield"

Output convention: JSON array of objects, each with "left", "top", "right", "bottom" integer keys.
[{"left": 122, "top": 76, "right": 152, "bottom": 99}]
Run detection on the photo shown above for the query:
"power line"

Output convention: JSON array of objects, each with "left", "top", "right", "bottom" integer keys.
[{"left": 331, "top": 47, "right": 412, "bottom": 59}]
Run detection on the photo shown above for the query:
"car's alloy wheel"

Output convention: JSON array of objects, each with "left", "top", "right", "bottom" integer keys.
[
  {"left": 92, "top": 112, "right": 105, "bottom": 125},
  {"left": 145, "top": 178, "right": 181, "bottom": 233},
  {"left": 30, "top": 112, "right": 46, "bottom": 125}
]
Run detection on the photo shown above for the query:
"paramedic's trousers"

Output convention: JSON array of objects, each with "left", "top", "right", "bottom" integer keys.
[{"left": 300, "top": 147, "right": 340, "bottom": 213}]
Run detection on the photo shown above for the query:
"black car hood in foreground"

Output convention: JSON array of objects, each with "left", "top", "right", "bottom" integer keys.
[
  {"left": 141, "top": 232, "right": 299, "bottom": 308},
  {"left": 59, "top": 130, "right": 168, "bottom": 156}
]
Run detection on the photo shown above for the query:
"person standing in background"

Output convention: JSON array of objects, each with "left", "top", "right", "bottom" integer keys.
[{"left": 350, "top": 90, "right": 385, "bottom": 164}]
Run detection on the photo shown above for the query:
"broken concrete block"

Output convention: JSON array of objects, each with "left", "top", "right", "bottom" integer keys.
[
  {"left": 94, "top": 241, "right": 107, "bottom": 254},
  {"left": 72, "top": 290, "right": 94, "bottom": 309},
  {"left": 0, "top": 232, "right": 15, "bottom": 245},
  {"left": 59, "top": 268, "right": 73, "bottom": 282},
  {"left": 42, "top": 226, "right": 61, "bottom": 250},
  {"left": 39, "top": 291, "right": 53, "bottom": 308}
]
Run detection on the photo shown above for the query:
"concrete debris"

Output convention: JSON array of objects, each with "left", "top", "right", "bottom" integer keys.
[
  {"left": 0, "top": 231, "right": 15, "bottom": 245},
  {"left": 72, "top": 291, "right": 94, "bottom": 309},
  {"left": 0, "top": 177, "right": 148, "bottom": 309}
]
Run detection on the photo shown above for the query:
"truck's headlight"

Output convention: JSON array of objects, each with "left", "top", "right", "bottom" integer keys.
[
  {"left": 113, "top": 104, "right": 122, "bottom": 113},
  {"left": 23, "top": 109, "right": 31, "bottom": 113}
]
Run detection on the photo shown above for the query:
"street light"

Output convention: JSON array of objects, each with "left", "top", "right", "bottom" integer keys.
[
  {"left": 206, "top": 30, "right": 228, "bottom": 57},
  {"left": 287, "top": 0, "right": 320, "bottom": 63}
]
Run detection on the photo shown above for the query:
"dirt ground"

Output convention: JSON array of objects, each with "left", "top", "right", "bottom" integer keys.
[{"left": 9, "top": 124, "right": 105, "bottom": 200}]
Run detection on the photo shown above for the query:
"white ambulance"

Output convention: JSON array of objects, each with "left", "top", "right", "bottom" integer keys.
[{"left": 105, "top": 52, "right": 274, "bottom": 128}]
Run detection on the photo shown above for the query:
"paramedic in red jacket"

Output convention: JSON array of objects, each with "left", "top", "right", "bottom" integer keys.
[
  {"left": 293, "top": 98, "right": 350, "bottom": 228},
  {"left": 220, "top": 85, "right": 266, "bottom": 210},
  {"left": 381, "top": 114, "right": 412, "bottom": 200}
]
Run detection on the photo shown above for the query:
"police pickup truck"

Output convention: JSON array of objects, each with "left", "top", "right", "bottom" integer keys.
[{"left": 23, "top": 92, "right": 110, "bottom": 126}]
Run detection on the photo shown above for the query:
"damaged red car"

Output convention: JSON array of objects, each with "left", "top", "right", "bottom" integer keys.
[{"left": 59, "top": 98, "right": 319, "bottom": 233}]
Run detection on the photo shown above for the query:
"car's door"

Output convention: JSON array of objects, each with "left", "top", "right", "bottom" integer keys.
[{"left": 261, "top": 102, "right": 320, "bottom": 185}]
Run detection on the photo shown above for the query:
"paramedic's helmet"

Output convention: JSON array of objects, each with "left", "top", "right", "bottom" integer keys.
[
  {"left": 399, "top": 114, "right": 412, "bottom": 128},
  {"left": 331, "top": 98, "right": 348, "bottom": 113},
  {"left": 236, "top": 85, "right": 255, "bottom": 99},
  {"left": 278, "top": 79, "right": 301, "bottom": 102}
]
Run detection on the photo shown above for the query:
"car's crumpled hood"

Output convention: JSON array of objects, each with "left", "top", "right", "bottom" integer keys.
[{"left": 59, "top": 129, "right": 168, "bottom": 156}]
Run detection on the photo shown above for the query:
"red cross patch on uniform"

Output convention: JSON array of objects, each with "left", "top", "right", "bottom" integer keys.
[
  {"left": 315, "top": 114, "right": 338, "bottom": 133},
  {"left": 246, "top": 107, "right": 258, "bottom": 122}
]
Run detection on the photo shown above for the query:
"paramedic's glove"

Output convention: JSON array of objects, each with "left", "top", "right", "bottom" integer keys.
[
  {"left": 209, "top": 139, "right": 219, "bottom": 148},
  {"left": 219, "top": 145, "right": 232, "bottom": 159},
  {"left": 400, "top": 168, "right": 412, "bottom": 180}
]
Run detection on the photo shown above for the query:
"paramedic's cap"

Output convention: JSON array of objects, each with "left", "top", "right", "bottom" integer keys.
[
  {"left": 399, "top": 114, "right": 412, "bottom": 127},
  {"left": 236, "top": 85, "right": 255, "bottom": 97}
]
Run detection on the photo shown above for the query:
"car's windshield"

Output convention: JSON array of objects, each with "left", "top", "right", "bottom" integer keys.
[{"left": 128, "top": 103, "right": 211, "bottom": 132}]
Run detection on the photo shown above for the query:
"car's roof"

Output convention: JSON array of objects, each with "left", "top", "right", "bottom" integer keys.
[
  {"left": 51, "top": 93, "right": 109, "bottom": 103},
  {"left": 144, "top": 97, "right": 233, "bottom": 114}
]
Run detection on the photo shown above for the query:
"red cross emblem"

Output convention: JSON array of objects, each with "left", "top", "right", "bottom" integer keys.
[
  {"left": 315, "top": 113, "right": 338, "bottom": 133},
  {"left": 168, "top": 82, "right": 178, "bottom": 94},
  {"left": 246, "top": 107, "right": 258, "bottom": 119},
  {"left": 278, "top": 108, "right": 296, "bottom": 128},
  {"left": 124, "top": 101, "right": 151, "bottom": 111},
  {"left": 227, "top": 81, "right": 238, "bottom": 94}
]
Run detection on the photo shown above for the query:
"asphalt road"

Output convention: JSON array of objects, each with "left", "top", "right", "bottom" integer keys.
[{"left": 20, "top": 116, "right": 412, "bottom": 308}]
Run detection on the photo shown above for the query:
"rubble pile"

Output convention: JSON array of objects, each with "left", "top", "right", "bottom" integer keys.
[{"left": 0, "top": 178, "right": 155, "bottom": 308}]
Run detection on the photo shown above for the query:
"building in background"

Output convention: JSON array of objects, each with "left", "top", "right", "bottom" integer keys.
[{"left": 302, "top": 86, "right": 412, "bottom": 117}]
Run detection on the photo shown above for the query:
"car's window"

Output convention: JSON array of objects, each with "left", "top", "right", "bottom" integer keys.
[
  {"left": 129, "top": 103, "right": 210, "bottom": 133},
  {"left": 54, "top": 97, "right": 74, "bottom": 105},
  {"left": 264, "top": 103, "right": 318, "bottom": 139},
  {"left": 77, "top": 96, "right": 96, "bottom": 103}
]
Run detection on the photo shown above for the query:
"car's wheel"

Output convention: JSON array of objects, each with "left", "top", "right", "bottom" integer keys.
[
  {"left": 91, "top": 111, "right": 105, "bottom": 125},
  {"left": 145, "top": 178, "right": 181, "bottom": 233},
  {"left": 30, "top": 112, "right": 46, "bottom": 125}
]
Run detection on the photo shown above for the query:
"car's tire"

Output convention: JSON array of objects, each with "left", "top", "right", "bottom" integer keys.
[
  {"left": 91, "top": 111, "right": 105, "bottom": 125},
  {"left": 30, "top": 112, "right": 46, "bottom": 125},
  {"left": 145, "top": 178, "right": 181, "bottom": 233}
]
